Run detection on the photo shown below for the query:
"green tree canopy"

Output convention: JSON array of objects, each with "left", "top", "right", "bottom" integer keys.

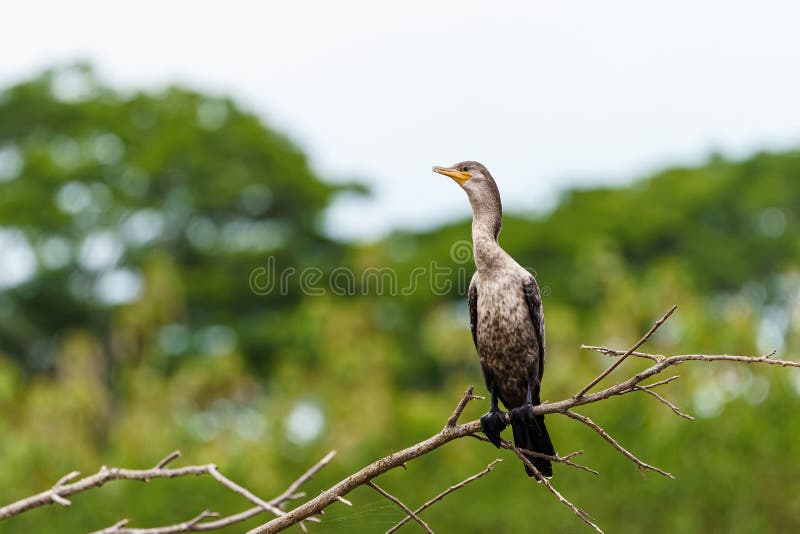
[{"left": 0, "top": 64, "right": 355, "bottom": 373}]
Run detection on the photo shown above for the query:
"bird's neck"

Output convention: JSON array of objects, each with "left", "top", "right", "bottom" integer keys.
[
  {"left": 465, "top": 181, "right": 505, "bottom": 273},
  {"left": 471, "top": 217, "right": 505, "bottom": 272}
]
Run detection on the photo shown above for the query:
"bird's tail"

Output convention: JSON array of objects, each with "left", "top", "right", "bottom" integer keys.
[{"left": 511, "top": 396, "right": 555, "bottom": 478}]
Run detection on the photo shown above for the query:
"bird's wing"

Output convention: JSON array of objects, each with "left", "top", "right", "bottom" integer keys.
[
  {"left": 468, "top": 275, "right": 478, "bottom": 349},
  {"left": 469, "top": 274, "right": 496, "bottom": 393},
  {"left": 522, "top": 275, "right": 546, "bottom": 379}
]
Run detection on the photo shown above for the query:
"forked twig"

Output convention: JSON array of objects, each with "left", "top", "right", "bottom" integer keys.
[
  {"left": 509, "top": 447, "right": 602, "bottom": 533},
  {"left": 386, "top": 459, "right": 502, "bottom": 534},
  {"left": 367, "top": 481, "right": 433, "bottom": 534},
  {"left": 575, "top": 305, "right": 677, "bottom": 398},
  {"left": 564, "top": 411, "right": 674, "bottom": 479}
]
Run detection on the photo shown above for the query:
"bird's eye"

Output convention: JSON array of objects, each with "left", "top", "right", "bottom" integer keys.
[{"left": 461, "top": 166, "right": 469, "bottom": 172}]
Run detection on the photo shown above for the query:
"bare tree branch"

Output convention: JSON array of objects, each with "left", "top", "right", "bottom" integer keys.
[
  {"left": 509, "top": 446, "right": 603, "bottom": 533},
  {"left": 248, "top": 306, "right": 798, "bottom": 533},
  {"left": 582, "top": 346, "right": 792, "bottom": 368},
  {"left": 92, "top": 510, "right": 221, "bottom": 534},
  {"left": 206, "top": 465, "right": 304, "bottom": 521},
  {"left": 385, "top": 459, "right": 502, "bottom": 534},
  {"left": 94, "top": 451, "right": 336, "bottom": 533},
  {"left": 564, "top": 410, "right": 674, "bottom": 479},
  {"left": 636, "top": 375, "right": 681, "bottom": 390},
  {"left": 0, "top": 449, "right": 336, "bottom": 533},
  {"left": 246, "top": 389, "right": 487, "bottom": 533},
  {"left": 468, "top": 434, "right": 599, "bottom": 475},
  {"left": 0, "top": 451, "right": 208, "bottom": 520},
  {"left": 446, "top": 386, "right": 485, "bottom": 427},
  {"left": 632, "top": 385, "right": 694, "bottom": 420},
  {"left": 580, "top": 346, "right": 663, "bottom": 362},
  {"left": 367, "top": 481, "right": 433, "bottom": 534},
  {"left": 4, "top": 306, "right": 799, "bottom": 534},
  {"left": 267, "top": 450, "right": 337, "bottom": 508},
  {"left": 575, "top": 305, "right": 677, "bottom": 398}
]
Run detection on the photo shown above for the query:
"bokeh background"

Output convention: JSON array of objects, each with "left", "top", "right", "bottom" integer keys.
[{"left": 2, "top": 2, "right": 800, "bottom": 533}]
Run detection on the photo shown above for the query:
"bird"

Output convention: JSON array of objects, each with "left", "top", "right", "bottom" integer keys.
[{"left": 433, "top": 161, "right": 555, "bottom": 477}]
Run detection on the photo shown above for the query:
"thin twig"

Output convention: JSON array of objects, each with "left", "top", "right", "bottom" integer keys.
[
  {"left": 267, "top": 451, "right": 337, "bottom": 508},
  {"left": 637, "top": 375, "right": 681, "bottom": 390},
  {"left": 468, "top": 434, "right": 599, "bottom": 475},
  {"left": 386, "top": 459, "right": 502, "bottom": 534},
  {"left": 206, "top": 466, "right": 296, "bottom": 519},
  {"left": 334, "top": 495, "right": 352, "bottom": 506},
  {"left": 92, "top": 510, "right": 221, "bottom": 534},
  {"left": 575, "top": 305, "right": 677, "bottom": 398},
  {"left": 581, "top": 346, "right": 662, "bottom": 362},
  {"left": 54, "top": 471, "right": 81, "bottom": 487},
  {"left": 155, "top": 451, "right": 182, "bottom": 469},
  {"left": 582, "top": 348, "right": 793, "bottom": 368},
  {"left": 534, "top": 351, "right": 790, "bottom": 419},
  {"left": 633, "top": 386, "right": 694, "bottom": 420},
  {"left": 367, "top": 481, "right": 433, "bottom": 534},
  {"left": 510, "top": 447, "right": 603, "bottom": 533},
  {"left": 564, "top": 411, "right": 674, "bottom": 479},
  {"left": 446, "top": 385, "right": 484, "bottom": 427}
]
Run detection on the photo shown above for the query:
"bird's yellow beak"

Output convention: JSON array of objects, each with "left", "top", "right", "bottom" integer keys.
[{"left": 433, "top": 166, "right": 471, "bottom": 185}]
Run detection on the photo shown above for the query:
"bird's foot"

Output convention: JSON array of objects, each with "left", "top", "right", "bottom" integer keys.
[
  {"left": 480, "top": 410, "right": 507, "bottom": 448},
  {"left": 509, "top": 403, "right": 536, "bottom": 428}
]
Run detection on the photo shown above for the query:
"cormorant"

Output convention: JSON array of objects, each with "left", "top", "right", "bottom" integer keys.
[{"left": 434, "top": 161, "right": 555, "bottom": 477}]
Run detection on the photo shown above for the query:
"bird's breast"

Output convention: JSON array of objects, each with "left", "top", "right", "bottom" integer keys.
[
  {"left": 474, "top": 273, "right": 539, "bottom": 406},
  {"left": 475, "top": 275, "right": 536, "bottom": 359}
]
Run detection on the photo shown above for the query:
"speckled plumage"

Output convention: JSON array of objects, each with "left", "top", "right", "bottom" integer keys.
[
  {"left": 441, "top": 160, "right": 555, "bottom": 477},
  {"left": 469, "top": 268, "right": 543, "bottom": 408}
]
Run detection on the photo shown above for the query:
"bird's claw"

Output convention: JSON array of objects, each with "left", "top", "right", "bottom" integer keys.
[
  {"left": 480, "top": 411, "right": 507, "bottom": 448},
  {"left": 509, "top": 404, "right": 535, "bottom": 427}
]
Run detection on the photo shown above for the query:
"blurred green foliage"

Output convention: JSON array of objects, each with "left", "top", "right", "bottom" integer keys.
[{"left": 1, "top": 66, "right": 799, "bottom": 533}]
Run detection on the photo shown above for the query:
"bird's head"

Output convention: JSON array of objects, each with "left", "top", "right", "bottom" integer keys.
[
  {"left": 433, "top": 160, "right": 502, "bottom": 237},
  {"left": 432, "top": 161, "right": 492, "bottom": 192}
]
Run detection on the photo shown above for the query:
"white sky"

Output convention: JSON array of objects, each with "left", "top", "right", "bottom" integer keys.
[{"left": 2, "top": 1, "right": 800, "bottom": 240}]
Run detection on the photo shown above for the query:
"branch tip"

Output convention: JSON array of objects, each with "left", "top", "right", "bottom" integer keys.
[
  {"left": 54, "top": 471, "right": 81, "bottom": 487},
  {"left": 576, "top": 305, "right": 677, "bottom": 398},
  {"left": 446, "top": 385, "right": 478, "bottom": 427},
  {"left": 155, "top": 451, "right": 182, "bottom": 469},
  {"left": 50, "top": 494, "right": 71, "bottom": 507},
  {"left": 334, "top": 495, "right": 353, "bottom": 506}
]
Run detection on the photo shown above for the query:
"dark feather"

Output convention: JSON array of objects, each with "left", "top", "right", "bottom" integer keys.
[
  {"left": 522, "top": 275, "right": 546, "bottom": 380},
  {"left": 468, "top": 280, "right": 478, "bottom": 348}
]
